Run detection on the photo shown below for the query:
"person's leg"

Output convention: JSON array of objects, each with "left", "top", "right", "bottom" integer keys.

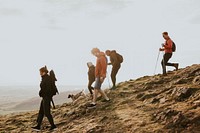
[
  {"left": 90, "top": 78, "right": 101, "bottom": 106},
  {"left": 88, "top": 80, "right": 94, "bottom": 95},
  {"left": 32, "top": 100, "right": 44, "bottom": 130},
  {"left": 161, "top": 53, "right": 171, "bottom": 75},
  {"left": 43, "top": 97, "right": 56, "bottom": 127},
  {"left": 98, "top": 89, "right": 109, "bottom": 101},
  {"left": 161, "top": 58, "right": 166, "bottom": 75},
  {"left": 111, "top": 65, "right": 120, "bottom": 88},
  {"left": 165, "top": 53, "right": 173, "bottom": 66},
  {"left": 174, "top": 63, "right": 179, "bottom": 71},
  {"left": 36, "top": 100, "right": 44, "bottom": 127},
  {"left": 96, "top": 77, "right": 109, "bottom": 101},
  {"left": 92, "top": 88, "right": 98, "bottom": 104},
  {"left": 165, "top": 53, "right": 179, "bottom": 70}
]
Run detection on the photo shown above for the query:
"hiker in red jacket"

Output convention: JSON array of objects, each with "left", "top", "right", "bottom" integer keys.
[
  {"left": 159, "top": 32, "right": 179, "bottom": 75},
  {"left": 88, "top": 48, "right": 110, "bottom": 108}
]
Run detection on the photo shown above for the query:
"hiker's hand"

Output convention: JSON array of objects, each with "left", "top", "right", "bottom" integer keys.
[
  {"left": 100, "top": 77, "right": 105, "bottom": 83},
  {"left": 159, "top": 48, "right": 164, "bottom": 51},
  {"left": 161, "top": 43, "right": 165, "bottom": 47}
]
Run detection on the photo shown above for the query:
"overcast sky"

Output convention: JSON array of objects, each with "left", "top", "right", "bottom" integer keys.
[{"left": 0, "top": 0, "right": 199, "bottom": 86}]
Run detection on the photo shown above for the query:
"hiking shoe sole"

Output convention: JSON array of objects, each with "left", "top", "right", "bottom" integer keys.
[
  {"left": 32, "top": 129, "right": 41, "bottom": 132},
  {"left": 102, "top": 99, "right": 111, "bottom": 102},
  {"left": 87, "top": 106, "right": 96, "bottom": 109},
  {"left": 87, "top": 104, "right": 97, "bottom": 109},
  {"left": 49, "top": 128, "right": 57, "bottom": 131}
]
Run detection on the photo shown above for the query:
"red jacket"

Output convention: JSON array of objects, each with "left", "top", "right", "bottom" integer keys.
[
  {"left": 164, "top": 38, "right": 173, "bottom": 53},
  {"left": 95, "top": 52, "right": 107, "bottom": 78}
]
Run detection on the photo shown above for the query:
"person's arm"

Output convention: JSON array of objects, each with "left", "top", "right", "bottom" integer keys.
[
  {"left": 159, "top": 48, "right": 165, "bottom": 51},
  {"left": 39, "top": 79, "right": 46, "bottom": 97},
  {"left": 95, "top": 59, "right": 99, "bottom": 78}
]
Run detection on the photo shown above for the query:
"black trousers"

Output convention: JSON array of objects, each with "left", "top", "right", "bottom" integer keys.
[
  {"left": 111, "top": 64, "right": 121, "bottom": 87},
  {"left": 161, "top": 53, "right": 174, "bottom": 74},
  {"left": 88, "top": 79, "right": 95, "bottom": 95},
  {"left": 37, "top": 97, "right": 55, "bottom": 127}
]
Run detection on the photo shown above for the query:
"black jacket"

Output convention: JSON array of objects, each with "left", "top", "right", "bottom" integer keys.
[{"left": 39, "top": 74, "right": 53, "bottom": 98}]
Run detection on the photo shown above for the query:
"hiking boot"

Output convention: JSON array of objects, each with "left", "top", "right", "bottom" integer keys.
[
  {"left": 102, "top": 98, "right": 110, "bottom": 102},
  {"left": 163, "top": 73, "right": 167, "bottom": 76},
  {"left": 49, "top": 125, "right": 57, "bottom": 131},
  {"left": 110, "top": 86, "right": 116, "bottom": 90},
  {"left": 87, "top": 103, "right": 96, "bottom": 108},
  {"left": 174, "top": 63, "right": 179, "bottom": 71},
  {"left": 32, "top": 126, "right": 41, "bottom": 131}
]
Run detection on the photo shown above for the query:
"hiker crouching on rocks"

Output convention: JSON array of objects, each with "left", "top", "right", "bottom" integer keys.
[
  {"left": 87, "top": 62, "right": 95, "bottom": 97},
  {"left": 88, "top": 48, "right": 110, "bottom": 108},
  {"left": 32, "top": 66, "right": 57, "bottom": 131},
  {"left": 105, "top": 50, "right": 123, "bottom": 90},
  {"left": 160, "top": 32, "right": 179, "bottom": 76}
]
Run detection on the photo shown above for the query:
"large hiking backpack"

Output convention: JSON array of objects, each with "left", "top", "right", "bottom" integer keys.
[
  {"left": 116, "top": 53, "right": 123, "bottom": 63},
  {"left": 172, "top": 42, "right": 176, "bottom": 52},
  {"left": 50, "top": 70, "right": 59, "bottom": 96}
]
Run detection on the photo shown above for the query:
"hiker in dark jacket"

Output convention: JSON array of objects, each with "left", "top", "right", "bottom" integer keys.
[
  {"left": 87, "top": 62, "right": 95, "bottom": 96},
  {"left": 160, "top": 32, "right": 179, "bottom": 76},
  {"left": 32, "top": 66, "right": 57, "bottom": 131},
  {"left": 106, "top": 50, "right": 123, "bottom": 90}
]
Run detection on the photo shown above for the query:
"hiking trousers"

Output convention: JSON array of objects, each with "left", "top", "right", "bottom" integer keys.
[
  {"left": 37, "top": 97, "right": 55, "bottom": 127},
  {"left": 111, "top": 64, "right": 121, "bottom": 87},
  {"left": 88, "top": 79, "right": 95, "bottom": 95},
  {"left": 161, "top": 53, "right": 174, "bottom": 74}
]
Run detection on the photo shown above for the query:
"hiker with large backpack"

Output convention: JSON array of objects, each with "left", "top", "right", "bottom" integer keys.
[
  {"left": 32, "top": 66, "right": 57, "bottom": 131},
  {"left": 87, "top": 62, "right": 95, "bottom": 96},
  {"left": 159, "top": 32, "right": 179, "bottom": 76},
  {"left": 105, "top": 50, "right": 123, "bottom": 90}
]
